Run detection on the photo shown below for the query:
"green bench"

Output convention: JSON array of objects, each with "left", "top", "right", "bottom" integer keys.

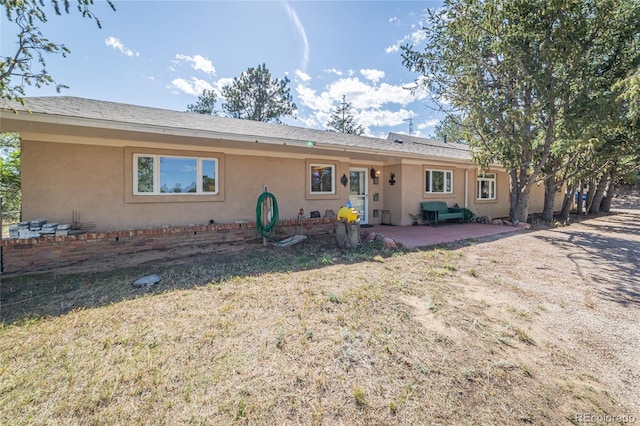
[{"left": 421, "top": 201, "right": 464, "bottom": 225}]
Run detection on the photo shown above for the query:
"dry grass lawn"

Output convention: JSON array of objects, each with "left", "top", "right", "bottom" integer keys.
[{"left": 1, "top": 212, "right": 638, "bottom": 425}]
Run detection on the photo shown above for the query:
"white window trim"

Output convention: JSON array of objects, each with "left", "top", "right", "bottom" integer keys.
[
  {"left": 425, "top": 169, "right": 453, "bottom": 194},
  {"left": 309, "top": 163, "right": 336, "bottom": 195},
  {"left": 477, "top": 172, "right": 496, "bottom": 200},
  {"left": 133, "top": 153, "right": 219, "bottom": 195}
]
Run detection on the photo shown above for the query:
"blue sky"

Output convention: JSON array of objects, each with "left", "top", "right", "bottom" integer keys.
[{"left": 1, "top": 1, "right": 445, "bottom": 138}]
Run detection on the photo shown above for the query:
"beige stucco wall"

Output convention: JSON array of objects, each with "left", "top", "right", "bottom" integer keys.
[
  {"left": 381, "top": 164, "right": 403, "bottom": 225},
  {"left": 391, "top": 163, "right": 470, "bottom": 225},
  {"left": 20, "top": 134, "right": 563, "bottom": 231},
  {"left": 466, "top": 168, "right": 511, "bottom": 219},
  {"left": 386, "top": 164, "right": 563, "bottom": 225},
  {"left": 21, "top": 140, "right": 352, "bottom": 230},
  {"left": 528, "top": 182, "right": 565, "bottom": 215}
]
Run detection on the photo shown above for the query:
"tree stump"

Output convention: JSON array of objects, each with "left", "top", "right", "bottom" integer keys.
[{"left": 335, "top": 221, "right": 361, "bottom": 249}]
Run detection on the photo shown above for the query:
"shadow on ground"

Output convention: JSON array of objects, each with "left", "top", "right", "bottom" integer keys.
[
  {"left": 0, "top": 235, "right": 397, "bottom": 324},
  {"left": 534, "top": 212, "right": 640, "bottom": 307},
  {"left": 0, "top": 221, "right": 528, "bottom": 325}
]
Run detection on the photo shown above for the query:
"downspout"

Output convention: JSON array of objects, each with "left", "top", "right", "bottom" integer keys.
[{"left": 464, "top": 168, "right": 469, "bottom": 208}]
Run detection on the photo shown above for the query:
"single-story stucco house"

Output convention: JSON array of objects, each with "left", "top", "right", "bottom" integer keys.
[{"left": 0, "top": 97, "right": 562, "bottom": 273}]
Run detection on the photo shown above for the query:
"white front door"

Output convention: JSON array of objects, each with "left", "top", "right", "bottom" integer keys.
[{"left": 349, "top": 168, "right": 368, "bottom": 224}]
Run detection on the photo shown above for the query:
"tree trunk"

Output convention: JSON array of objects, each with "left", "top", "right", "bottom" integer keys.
[
  {"left": 560, "top": 181, "right": 577, "bottom": 222},
  {"left": 600, "top": 169, "right": 617, "bottom": 213},
  {"left": 335, "top": 222, "right": 361, "bottom": 249},
  {"left": 590, "top": 172, "right": 609, "bottom": 214},
  {"left": 542, "top": 173, "right": 559, "bottom": 222},
  {"left": 509, "top": 169, "right": 531, "bottom": 223},
  {"left": 585, "top": 177, "right": 596, "bottom": 214}
]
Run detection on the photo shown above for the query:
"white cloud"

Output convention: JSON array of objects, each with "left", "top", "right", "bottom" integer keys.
[
  {"left": 417, "top": 118, "right": 440, "bottom": 130},
  {"left": 295, "top": 69, "right": 311, "bottom": 82},
  {"left": 169, "top": 78, "right": 214, "bottom": 96},
  {"left": 295, "top": 75, "right": 430, "bottom": 135},
  {"left": 358, "top": 108, "right": 415, "bottom": 128},
  {"left": 385, "top": 28, "right": 427, "bottom": 54},
  {"left": 216, "top": 77, "right": 235, "bottom": 90},
  {"left": 175, "top": 54, "right": 216, "bottom": 76},
  {"left": 385, "top": 44, "right": 400, "bottom": 54},
  {"left": 389, "top": 16, "right": 399, "bottom": 24},
  {"left": 296, "top": 84, "right": 335, "bottom": 113},
  {"left": 360, "top": 69, "right": 385, "bottom": 83},
  {"left": 410, "top": 29, "right": 428, "bottom": 45},
  {"left": 216, "top": 77, "right": 234, "bottom": 87},
  {"left": 105, "top": 37, "right": 139, "bottom": 57},
  {"left": 284, "top": 3, "right": 310, "bottom": 71},
  {"left": 325, "top": 78, "right": 428, "bottom": 110},
  {"left": 323, "top": 68, "right": 343, "bottom": 76}
]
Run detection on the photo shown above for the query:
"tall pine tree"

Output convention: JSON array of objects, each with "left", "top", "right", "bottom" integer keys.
[
  {"left": 221, "top": 64, "right": 296, "bottom": 124},
  {"left": 186, "top": 89, "right": 217, "bottom": 115},
  {"left": 327, "top": 95, "right": 364, "bottom": 135}
]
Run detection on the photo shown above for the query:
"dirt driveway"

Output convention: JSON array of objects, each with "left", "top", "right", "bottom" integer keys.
[
  {"left": 446, "top": 210, "right": 640, "bottom": 415},
  {"left": 1, "top": 210, "right": 639, "bottom": 424}
]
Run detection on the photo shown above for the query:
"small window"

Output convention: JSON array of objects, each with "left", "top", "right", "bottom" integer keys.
[
  {"left": 425, "top": 169, "right": 453, "bottom": 193},
  {"left": 133, "top": 154, "right": 218, "bottom": 195},
  {"left": 136, "top": 156, "right": 155, "bottom": 193},
  {"left": 477, "top": 172, "right": 496, "bottom": 200},
  {"left": 310, "top": 164, "right": 335, "bottom": 194}
]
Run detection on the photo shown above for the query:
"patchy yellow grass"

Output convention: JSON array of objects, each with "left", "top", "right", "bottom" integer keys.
[{"left": 0, "top": 235, "right": 632, "bottom": 425}]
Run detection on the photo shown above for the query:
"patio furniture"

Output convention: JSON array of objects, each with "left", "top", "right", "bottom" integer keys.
[{"left": 421, "top": 201, "right": 464, "bottom": 225}]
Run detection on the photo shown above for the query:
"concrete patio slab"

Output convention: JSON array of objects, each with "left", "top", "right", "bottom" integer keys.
[{"left": 368, "top": 223, "right": 522, "bottom": 249}]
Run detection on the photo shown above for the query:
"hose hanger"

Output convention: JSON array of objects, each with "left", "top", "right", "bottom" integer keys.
[{"left": 256, "top": 191, "right": 279, "bottom": 241}]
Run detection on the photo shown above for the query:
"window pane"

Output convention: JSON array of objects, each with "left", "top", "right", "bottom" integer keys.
[
  {"left": 483, "top": 181, "right": 490, "bottom": 198},
  {"left": 432, "top": 171, "right": 444, "bottom": 192},
  {"left": 350, "top": 171, "right": 366, "bottom": 196},
  {"left": 425, "top": 171, "right": 431, "bottom": 192},
  {"left": 160, "top": 157, "right": 197, "bottom": 193},
  {"left": 137, "top": 156, "right": 154, "bottom": 193},
  {"left": 477, "top": 178, "right": 495, "bottom": 199},
  {"left": 445, "top": 172, "right": 452, "bottom": 192},
  {"left": 311, "top": 165, "right": 333, "bottom": 193},
  {"left": 201, "top": 159, "right": 217, "bottom": 193}
]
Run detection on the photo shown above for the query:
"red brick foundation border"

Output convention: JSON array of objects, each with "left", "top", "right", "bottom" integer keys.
[{"left": 0, "top": 218, "right": 335, "bottom": 275}]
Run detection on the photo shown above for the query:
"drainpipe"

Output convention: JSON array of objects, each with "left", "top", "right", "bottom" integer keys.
[{"left": 464, "top": 169, "right": 469, "bottom": 208}]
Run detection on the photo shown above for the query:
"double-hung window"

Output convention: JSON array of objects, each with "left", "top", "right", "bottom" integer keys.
[
  {"left": 425, "top": 169, "right": 453, "bottom": 194},
  {"left": 134, "top": 154, "right": 218, "bottom": 195},
  {"left": 309, "top": 163, "right": 335, "bottom": 195},
  {"left": 477, "top": 172, "right": 496, "bottom": 200}
]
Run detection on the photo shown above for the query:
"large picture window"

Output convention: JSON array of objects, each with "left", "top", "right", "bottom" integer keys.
[
  {"left": 425, "top": 169, "right": 453, "bottom": 193},
  {"left": 477, "top": 172, "right": 496, "bottom": 200},
  {"left": 310, "top": 163, "right": 335, "bottom": 194},
  {"left": 134, "top": 154, "right": 218, "bottom": 195}
]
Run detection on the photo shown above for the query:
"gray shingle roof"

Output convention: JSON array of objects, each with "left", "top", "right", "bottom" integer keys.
[{"left": 2, "top": 96, "right": 472, "bottom": 161}]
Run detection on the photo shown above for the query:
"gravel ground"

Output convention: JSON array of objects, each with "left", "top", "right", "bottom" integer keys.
[
  {"left": 1, "top": 207, "right": 639, "bottom": 423},
  {"left": 450, "top": 209, "right": 640, "bottom": 415}
]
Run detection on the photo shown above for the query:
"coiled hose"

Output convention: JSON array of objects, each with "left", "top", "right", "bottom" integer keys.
[{"left": 256, "top": 192, "right": 279, "bottom": 239}]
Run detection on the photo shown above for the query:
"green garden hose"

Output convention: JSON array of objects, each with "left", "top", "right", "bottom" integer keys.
[{"left": 256, "top": 191, "right": 279, "bottom": 239}]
